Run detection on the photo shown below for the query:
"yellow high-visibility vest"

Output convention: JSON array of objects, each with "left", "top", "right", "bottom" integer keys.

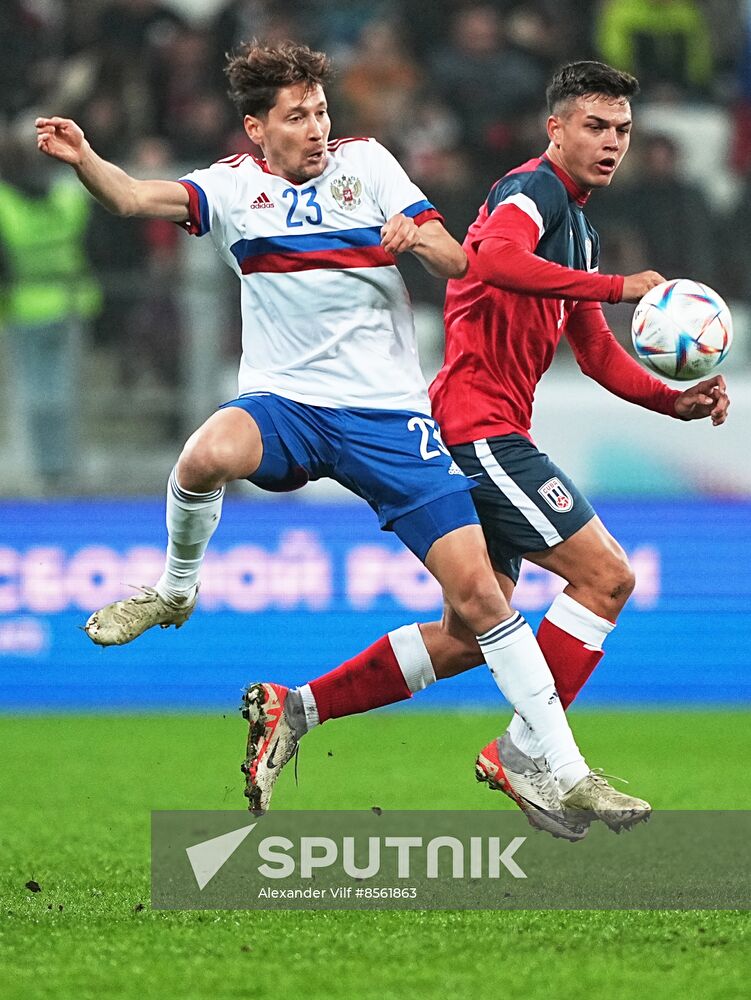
[{"left": 0, "top": 178, "right": 101, "bottom": 325}]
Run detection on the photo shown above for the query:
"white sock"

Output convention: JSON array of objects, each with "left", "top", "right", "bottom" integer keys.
[
  {"left": 546, "top": 592, "right": 616, "bottom": 649},
  {"left": 477, "top": 613, "right": 589, "bottom": 793},
  {"left": 507, "top": 712, "right": 540, "bottom": 758},
  {"left": 298, "top": 683, "right": 320, "bottom": 731},
  {"left": 387, "top": 623, "right": 436, "bottom": 693},
  {"left": 156, "top": 468, "right": 224, "bottom": 601},
  {"left": 507, "top": 595, "right": 615, "bottom": 758}
]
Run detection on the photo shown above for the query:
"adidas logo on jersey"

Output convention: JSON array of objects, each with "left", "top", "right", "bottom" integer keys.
[{"left": 250, "top": 192, "right": 275, "bottom": 209}]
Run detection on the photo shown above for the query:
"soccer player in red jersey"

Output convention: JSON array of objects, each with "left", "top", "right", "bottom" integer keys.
[
  {"left": 427, "top": 61, "right": 728, "bottom": 792},
  {"left": 238, "top": 62, "right": 731, "bottom": 836}
]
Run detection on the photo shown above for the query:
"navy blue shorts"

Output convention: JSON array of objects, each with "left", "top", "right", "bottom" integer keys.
[
  {"left": 449, "top": 434, "right": 595, "bottom": 582},
  {"left": 221, "top": 393, "right": 479, "bottom": 561}
]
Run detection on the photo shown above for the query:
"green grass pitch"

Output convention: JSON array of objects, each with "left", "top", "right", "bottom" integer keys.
[{"left": 1, "top": 709, "right": 749, "bottom": 999}]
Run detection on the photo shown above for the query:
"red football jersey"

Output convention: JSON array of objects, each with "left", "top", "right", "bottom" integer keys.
[{"left": 430, "top": 155, "right": 680, "bottom": 445}]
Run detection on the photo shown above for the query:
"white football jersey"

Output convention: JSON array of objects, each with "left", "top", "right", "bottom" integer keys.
[{"left": 180, "top": 138, "right": 442, "bottom": 412}]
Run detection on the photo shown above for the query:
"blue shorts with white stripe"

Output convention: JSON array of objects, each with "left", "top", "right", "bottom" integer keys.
[{"left": 449, "top": 433, "right": 595, "bottom": 582}]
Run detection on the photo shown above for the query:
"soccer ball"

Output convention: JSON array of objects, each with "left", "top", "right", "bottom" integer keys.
[{"left": 631, "top": 279, "right": 732, "bottom": 381}]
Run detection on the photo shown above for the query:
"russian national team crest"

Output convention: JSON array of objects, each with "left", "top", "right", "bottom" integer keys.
[
  {"left": 538, "top": 477, "right": 574, "bottom": 513},
  {"left": 331, "top": 175, "right": 362, "bottom": 211}
]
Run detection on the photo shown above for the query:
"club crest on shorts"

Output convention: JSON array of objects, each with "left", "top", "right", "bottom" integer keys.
[
  {"left": 331, "top": 175, "right": 362, "bottom": 211},
  {"left": 538, "top": 477, "right": 574, "bottom": 512}
]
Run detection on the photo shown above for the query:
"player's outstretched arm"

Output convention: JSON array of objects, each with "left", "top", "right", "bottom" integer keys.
[
  {"left": 674, "top": 374, "right": 730, "bottom": 426},
  {"left": 472, "top": 195, "right": 665, "bottom": 303},
  {"left": 35, "top": 116, "right": 189, "bottom": 223},
  {"left": 380, "top": 216, "right": 467, "bottom": 279}
]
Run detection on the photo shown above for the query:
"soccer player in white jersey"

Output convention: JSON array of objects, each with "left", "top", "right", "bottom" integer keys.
[{"left": 37, "top": 41, "right": 651, "bottom": 835}]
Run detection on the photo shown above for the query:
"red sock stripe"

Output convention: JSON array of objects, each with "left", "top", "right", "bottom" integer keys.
[
  {"left": 308, "top": 635, "right": 412, "bottom": 723},
  {"left": 536, "top": 616, "right": 604, "bottom": 710}
]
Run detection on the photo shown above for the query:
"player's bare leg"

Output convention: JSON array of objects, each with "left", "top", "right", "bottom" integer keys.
[
  {"left": 528, "top": 516, "right": 635, "bottom": 621},
  {"left": 85, "top": 408, "right": 263, "bottom": 645}
]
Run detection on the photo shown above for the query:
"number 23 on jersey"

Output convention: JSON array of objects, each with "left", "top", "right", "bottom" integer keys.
[{"left": 282, "top": 186, "right": 322, "bottom": 228}]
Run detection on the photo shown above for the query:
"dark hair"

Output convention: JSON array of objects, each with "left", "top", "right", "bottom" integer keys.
[
  {"left": 546, "top": 61, "right": 639, "bottom": 114},
  {"left": 225, "top": 40, "right": 331, "bottom": 118}
]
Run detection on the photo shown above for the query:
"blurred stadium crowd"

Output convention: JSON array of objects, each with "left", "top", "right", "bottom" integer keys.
[{"left": 0, "top": 0, "right": 749, "bottom": 492}]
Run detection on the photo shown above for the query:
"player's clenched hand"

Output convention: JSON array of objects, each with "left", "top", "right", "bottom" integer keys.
[
  {"left": 35, "top": 117, "right": 88, "bottom": 166},
  {"left": 674, "top": 374, "right": 730, "bottom": 426},
  {"left": 621, "top": 270, "right": 665, "bottom": 303},
  {"left": 381, "top": 213, "right": 420, "bottom": 255}
]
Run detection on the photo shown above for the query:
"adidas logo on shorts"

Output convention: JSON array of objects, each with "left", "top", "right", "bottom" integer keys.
[
  {"left": 250, "top": 192, "right": 275, "bottom": 209},
  {"left": 448, "top": 461, "right": 465, "bottom": 476}
]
